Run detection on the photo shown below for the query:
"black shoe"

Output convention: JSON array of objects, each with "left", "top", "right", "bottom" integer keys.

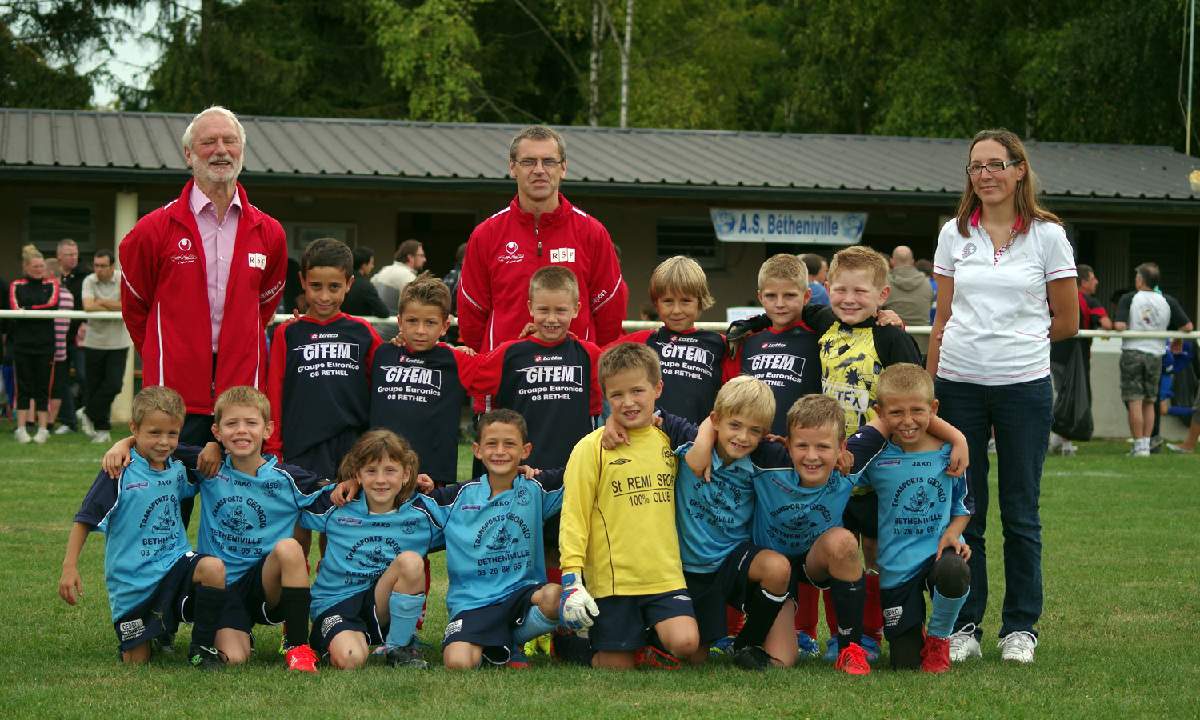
[
  {"left": 386, "top": 642, "right": 428, "bottom": 669},
  {"left": 155, "top": 633, "right": 176, "bottom": 654},
  {"left": 188, "top": 645, "right": 226, "bottom": 670},
  {"left": 733, "top": 645, "right": 774, "bottom": 671}
]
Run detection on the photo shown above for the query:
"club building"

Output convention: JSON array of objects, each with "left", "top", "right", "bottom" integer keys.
[{"left": 1, "top": 109, "right": 1197, "bottom": 435}]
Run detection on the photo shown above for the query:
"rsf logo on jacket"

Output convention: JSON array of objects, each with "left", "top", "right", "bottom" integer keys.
[
  {"left": 248, "top": 253, "right": 267, "bottom": 270},
  {"left": 550, "top": 247, "right": 576, "bottom": 263}
]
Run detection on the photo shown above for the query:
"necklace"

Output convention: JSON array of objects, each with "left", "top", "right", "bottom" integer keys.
[{"left": 993, "top": 226, "right": 1019, "bottom": 266}]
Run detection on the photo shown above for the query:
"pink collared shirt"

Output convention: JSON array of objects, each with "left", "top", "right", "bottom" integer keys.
[{"left": 190, "top": 183, "right": 242, "bottom": 352}]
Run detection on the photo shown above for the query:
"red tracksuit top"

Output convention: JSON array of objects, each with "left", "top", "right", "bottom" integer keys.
[
  {"left": 456, "top": 194, "right": 628, "bottom": 353},
  {"left": 120, "top": 180, "right": 288, "bottom": 416}
]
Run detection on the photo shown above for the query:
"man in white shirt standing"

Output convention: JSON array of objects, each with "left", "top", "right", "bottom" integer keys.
[
  {"left": 372, "top": 239, "right": 426, "bottom": 314},
  {"left": 1114, "top": 262, "right": 1171, "bottom": 457},
  {"left": 77, "top": 250, "right": 130, "bottom": 443}
]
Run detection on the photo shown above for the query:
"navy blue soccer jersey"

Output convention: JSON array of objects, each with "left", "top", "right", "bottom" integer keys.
[
  {"left": 855, "top": 426, "right": 973, "bottom": 588},
  {"left": 614, "top": 327, "right": 726, "bottom": 424},
  {"left": 195, "top": 456, "right": 327, "bottom": 582},
  {"left": 370, "top": 342, "right": 483, "bottom": 486},
  {"left": 266, "top": 313, "right": 381, "bottom": 462},
  {"left": 300, "top": 493, "right": 444, "bottom": 617},
  {"left": 424, "top": 471, "right": 564, "bottom": 619},
  {"left": 474, "top": 335, "right": 602, "bottom": 470},
  {"left": 74, "top": 449, "right": 199, "bottom": 621},
  {"left": 725, "top": 320, "right": 823, "bottom": 436}
]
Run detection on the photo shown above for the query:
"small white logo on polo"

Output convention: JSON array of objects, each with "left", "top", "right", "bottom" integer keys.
[
  {"left": 248, "top": 253, "right": 267, "bottom": 270},
  {"left": 178, "top": 238, "right": 192, "bottom": 251}
]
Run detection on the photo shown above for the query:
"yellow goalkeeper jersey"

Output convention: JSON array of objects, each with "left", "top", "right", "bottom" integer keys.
[{"left": 558, "top": 425, "right": 684, "bottom": 599}]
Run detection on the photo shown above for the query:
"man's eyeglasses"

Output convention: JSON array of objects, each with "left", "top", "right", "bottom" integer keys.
[
  {"left": 966, "top": 159, "right": 1023, "bottom": 175},
  {"left": 515, "top": 158, "right": 563, "bottom": 169}
]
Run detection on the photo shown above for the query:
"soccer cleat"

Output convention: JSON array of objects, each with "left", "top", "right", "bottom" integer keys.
[
  {"left": 920, "top": 636, "right": 951, "bottom": 674},
  {"left": 91, "top": 430, "right": 111, "bottom": 444},
  {"left": 633, "top": 645, "right": 682, "bottom": 670},
  {"left": 998, "top": 631, "right": 1038, "bottom": 664},
  {"left": 284, "top": 643, "right": 319, "bottom": 672},
  {"left": 53, "top": 424, "right": 72, "bottom": 435},
  {"left": 385, "top": 641, "right": 428, "bottom": 669},
  {"left": 33, "top": 427, "right": 49, "bottom": 444},
  {"left": 507, "top": 644, "right": 529, "bottom": 669},
  {"left": 948, "top": 624, "right": 982, "bottom": 662},
  {"left": 1130, "top": 447, "right": 1151, "bottom": 458},
  {"left": 822, "top": 637, "right": 839, "bottom": 663},
  {"left": 796, "top": 632, "right": 820, "bottom": 658},
  {"left": 524, "top": 633, "right": 552, "bottom": 657},
  {"left": 77, "top": 408, "right": 95, "bottom": 436},
  {"left": 709, "top": 635, "right": 736, "bottom": 657},
  {"left": 14, "top": 427, "right": 31, "bottom": 444},
  {"left": 834, "top": 642, "right": 871, "bottom": 675},
  {"left": 732, "top": 645, "right": 774, "bottom": 671},
  {"left": 189, "top": 645, "right": 226, "bottom": 670},
  {"left": 859, "top": 635, "right": 881, "bottom": 663},
  {"left": 1167, "top": 443, "right": 1195, "bottom": 454}
]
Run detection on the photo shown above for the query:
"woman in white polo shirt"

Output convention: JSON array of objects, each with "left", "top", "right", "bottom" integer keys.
[{"left": 926, "top": 129, "right": 1079, "bottom": 665}]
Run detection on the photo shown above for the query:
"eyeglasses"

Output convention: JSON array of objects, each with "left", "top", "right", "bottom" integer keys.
[
  {"left": 966, "top": 159, "right": 1023, "bottom": 175},
  {"left": 514, "top": 158, "right": 563, "bottom": 169}
]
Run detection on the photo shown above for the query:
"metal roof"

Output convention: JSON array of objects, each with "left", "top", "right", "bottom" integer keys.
[{"left": 1, "top": 108, "right": 1198, "bottom": 201}]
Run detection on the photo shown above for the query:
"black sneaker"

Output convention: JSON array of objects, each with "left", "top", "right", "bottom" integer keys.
[
  {"left": 189, "top": 645, "right": 226, "bottom": 670},
  {"left": 733, "top": 645, "right": 774, "bottom": 671},
  {"left": 386, "top": 642, "right": 429, "bottom": 669}
]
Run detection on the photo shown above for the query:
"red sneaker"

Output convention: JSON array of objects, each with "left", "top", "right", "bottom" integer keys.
[
  {"left": 284, "top": 643, "right": 319, "bottom": 673},
  {"left": 834, "top": 642, "right": 871, "bottom": 675},
  {"left": 633, "top": 645, "right": 682, "bottom": 670},
  {"left": 920, "top": 635, "right": 951, "bottom": 674}
]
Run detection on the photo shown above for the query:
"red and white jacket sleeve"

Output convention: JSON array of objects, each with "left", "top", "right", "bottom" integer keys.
[
  {"left": 118, "top": 223, "right": 156, "bottom": 351},
  {"left": 470, "top": 342, "right": 509, "bottom": 413},
  {"left": 258, "top": 223, "right": 288, "bottom": 329},
  {"left": 587, "top": 225, "right": 628, "bottom": 347}
]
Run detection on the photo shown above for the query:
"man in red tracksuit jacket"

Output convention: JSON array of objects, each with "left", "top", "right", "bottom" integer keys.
[
  {"left": 456, "top": 125, "right": 628, "bottom": 353},
  {"left": 120, "top": 106, "right": 287, "bottom": 451}
]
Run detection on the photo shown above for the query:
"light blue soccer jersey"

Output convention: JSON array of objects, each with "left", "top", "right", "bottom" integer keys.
[
  {"left": 425, "top": 473, "right": 564, "bottom": 619},
  {"left": 300, "top": 494, "right": 444, "bottom": 617},
  {"left": 74, "top": 449, "right": 199, "bottom": 621},
  {"left": 675, "top": 443, "right": 756, "bottom": 573},
  {"left": 195, "top": 455, "right": 326, "bottom": 582},
  {"left": 855, "top": 427, "right": 972, "bottom": 588}
]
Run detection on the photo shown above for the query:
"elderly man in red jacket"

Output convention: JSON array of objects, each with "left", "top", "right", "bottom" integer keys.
[{"left": 120, "top": 105, "right": 287, "bottom": 449}]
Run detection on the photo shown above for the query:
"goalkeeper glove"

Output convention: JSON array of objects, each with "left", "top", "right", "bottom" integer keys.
[{"left": 559, "top": 573, "right": 599, "bottom": 631}]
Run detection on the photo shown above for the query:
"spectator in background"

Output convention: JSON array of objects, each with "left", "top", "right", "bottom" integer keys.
[
  {"left": 77, "top": 250, "right": 129, "bottom": 443},
  {"left": 342, "top": 245, "right": 390, "bottom": 318},
  {"left": 916, "top": 258, "right": 938, "bottom": 323},
  {"left": 9, "top": 244, "right": 59, "bottom": 443},
  {"left": 56, "top": 238, "right": 85, "bottom": 431},
  {"left": 1114, "top": 263, "right": 1174, "bottom": 456},
  {"left": 1048, "top": 264, "right": 1111, "bottom": 455},
  {"left": 800, "top": 252, "right": 830, "bottom": 305},
  {"left": 440, "top": 242, "right": 468, "bottom": 345},
  {"left": 373, "top": 239, "right": 425, "bottom": 315},
  {"left": 884, "top": 245, "right": 934, "bottom": 354},
  {"left": 282, "top": 256, "right": 303, "bottom": 314},
  {"left": 44, "top": 257, "right": 75, "bottom": 434}
]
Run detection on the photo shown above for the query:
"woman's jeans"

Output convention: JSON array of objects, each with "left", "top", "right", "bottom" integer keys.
[{"left": 935, "top": 375, "right": 1052, "bottom": 640}]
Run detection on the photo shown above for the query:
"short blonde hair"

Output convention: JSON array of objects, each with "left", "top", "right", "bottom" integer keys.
[
  {"left": 337, "top": 429, "right": 419, "bottom": 507},
  {"left": 875, "top": 363, "right": 935, "bottom": 405},
  {"left": 131, "top": 386, "right": 186, "bottom": 426},
  {"left": 529, "top": 265, "right": 579, "bottom": 303},
  {"left": 828, "top": 245, "right": 889, "bottom": 288},
  {"left": 213, "top": 386, "right": 271, "bottom": 425},
  {"left": 649, "top": 256, "right": 715, "bottom": 310},
  {"left": 712, "top": 376, "right": 775, "bottom": 428},
  {"left": 598, "top": 342, "right": 661, "bottom": 390},
  {"left": 758, "top": 253, "right": 808, "bottom": 290},
  {"left": 786, "top": 394, "right": 846, "bottom": 441}
]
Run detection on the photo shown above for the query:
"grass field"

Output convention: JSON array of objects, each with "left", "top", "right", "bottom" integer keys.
[{"left": 2, "top": 423, "right": 1198, "bottom": 720}]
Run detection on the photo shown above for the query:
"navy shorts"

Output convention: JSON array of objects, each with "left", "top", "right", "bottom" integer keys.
[
  {"left": 788, "top": 548, "right": 831, "bottom": 591},
  {"left": 442, "top": 584, "right": 543, "bottom": 665},
  {"left": 881, "top": 558, "right": 937, "bottom": 640},
  {"left": 684, "top": 542, "right": 764, "bottom": 644},
  {"left": 309, "top": 585, "right": 386, "bottom": 657},
  {"left": 590, "top": 589, "right": 694, "bottom": 653},
  {"left": 112, "top": 552, "right": 203, "bottom": 652},
  {"left": 219, "top": 557, "right": 280, "bottom": 633},
  {"left": 288, "top": 428, "right": 359, "bottom": 484},
  {"left": 842, "top": 491, "right": 879, "bottom": 539}
]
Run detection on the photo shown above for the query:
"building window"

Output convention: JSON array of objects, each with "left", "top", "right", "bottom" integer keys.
[
  {"left": 285, "top": 222, "right": 358, "bottom": 255},
  {"left": 656, "top": 218, "right": 724, "bottom": 269},
  {"left": 27, "top": 204, "right": 95, "bottom": 253}
]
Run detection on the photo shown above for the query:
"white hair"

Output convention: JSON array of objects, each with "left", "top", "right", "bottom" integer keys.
[{"left": 181, "top": 105, "right": 246, "bottom": 151}]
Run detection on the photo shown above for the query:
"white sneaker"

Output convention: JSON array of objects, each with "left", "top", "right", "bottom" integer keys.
[
  {"left": 77, "top": 408, "right": 95, "bottom": 436},
  {"left": 1059, "top": 441, "right": 1077, "bottom": 456},
  {"left": 1130, "top": 447, "right": 1151, "bottom": 458},
  {"left": 53, "top": 424, "right": 72, "bottom": 435},
  {"left": 998, "top": 631, "right": 1038, "bottom": 663},
  {"left": 948, "top": 624, "right": 982, "bottom": 662},
  {"left": 90, "top": 430, "right": 112, "bottom": 444},
  {"left": 14, "top": 426, "right": 31, "bottom": 444},
  {"left": 1048, "top": 433, "right": 1064, "bottom": 452},
  {"left": 33, "top": 427, "right": 50, "bottom": 444},
  {"left": 1166, "top": 443, "right": 1194, "bottom": 454}
]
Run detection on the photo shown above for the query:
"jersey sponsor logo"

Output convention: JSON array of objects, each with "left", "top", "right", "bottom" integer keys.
[
  {"left": 460, "top": 504, "right": 483, "bottom": 511},
  {"left": 310, "top": 332, "right": 341, "bottom": 340},
  {"left": 518, "top": 364, "right": 583, "bottom": 388},
  {"left": 320, "top": 614, "right": 343, "bottom": 639},
  {"left": 760, "top": 341, "right": 787, "bottom": 349},
  {"left": 336, "top": 516, "right": 364, "bottom": 526},
  {"left": 875, "top": 459, "right": 902, "bottom": 467},
  {"left": 550, "top": 247, "right": 576, "bottom": 263},
  {"left": 962, "top": 242, "right": 977, "bottom": 259},
  {"left": 124, "top": 480, "right": 149, "bottom": 491},
  {"left": 381, "top": 364, "right": 443, "bottom": 389},
  {"left": 118, "top": 618, "right": 146, "bottom": 642},
  {"left": 749, "top": 353, "right": 806, "bottom": 382},
  {"left": 608, "top": 457, "right": 631, "bottom": 466},
  {"left": 533, "top": 354, "right": 564, "bottom": 363},
  {"left": 498, "top": 241, "right": 524, "bottom": 265},
  {"left": 902, "top": 486, "right": 937, "bottom": 514},
  {"left": 444, "top": 619, "right": 463, "bottom": 640},
  {"left": 658, "top": 342, "right": 715, "bottom": 365},
  {"left": 882, "top": 605, "right": 903, "bottom": 628},
  {"left": 298, "top": 342, "right": 360, "bottom": 362},
  {"left": 247, "top": 252, "right": 267, "bottom": 270},
  {"left": 515, "top": 487, "right": 531, "bottom": 506}
]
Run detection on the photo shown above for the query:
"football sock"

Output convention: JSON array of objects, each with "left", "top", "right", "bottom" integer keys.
[
  {"left": 191, "top": 585, "right": 226, "bottom": 649},
  {"left": 822, "top": 588, "right": 839, "bottom": 637},
  {"left": 829, "top": 577, "right": 865, "bottom": 651},
  {"left": 726, "top": 606, "right": 746, "bottom": 636},
  {"left": 863, "top": 571, "right": 883, "bottom": 643},
  {"left": 794, "top": 583, "right": 820, "bottom": 636},
  {"left": 277, "top": 586, "right": 311, "bottom": 649},
  {"left": 513, "top": 605, "right": 557, "bottom": 645},
  {"left": 386, "top": 592, "right": 425, "bottom": 648},
  {"left": 735, "top": 587, "right": 789, "bottom": 650},
  {"left": 928, "top": 588, "right": 970, "bottom": 639}
]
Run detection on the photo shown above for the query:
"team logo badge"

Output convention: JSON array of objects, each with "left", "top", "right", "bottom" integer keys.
[
  {"left": 505, "top": 241, "right": 519, "bottom": 255},
  {"left": 962, "top": 242, "right": 976, "bottom": 259},
  {"left": 178, "top": 237, "right": 192, "bottom": 251}
]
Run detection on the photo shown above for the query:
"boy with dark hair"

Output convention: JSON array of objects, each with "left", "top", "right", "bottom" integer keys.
[
  {"left": 341, "top": 245, "right": 390, "bottom": 318},
  {"left": 59, "top": 386, "right": 228, "bottom": 668}
]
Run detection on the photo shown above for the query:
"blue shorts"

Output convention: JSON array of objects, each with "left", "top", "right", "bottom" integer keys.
[
  {"left": 112, "top": 552, "right": 203, "bottom": 652},
  {"left": 442, "top": 584, "right": 543, "bottom": 665},
  {"left": 590, "top": 589, "right": 694, "bottom": 653},
  {"left": 219, "top": 557, "right": 280, "bottom": 633},
  {"left": 684, "top": 542, "right": 764, "bottom": 644},
  {"left": 309, "top": 585, "right": 386, "bottom": 657}
]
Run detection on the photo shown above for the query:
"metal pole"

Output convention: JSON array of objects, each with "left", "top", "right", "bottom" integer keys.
[{"left": 1188, "top": 0, "right": 1195, "bottom": 154}]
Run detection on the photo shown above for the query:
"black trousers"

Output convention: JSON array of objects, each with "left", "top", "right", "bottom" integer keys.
[
  {"left": 14, "top": 351, "right": 53, "bottom": 413},
  {"left": 83, "top": 347, "right": 128, "bottom": 431}
]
